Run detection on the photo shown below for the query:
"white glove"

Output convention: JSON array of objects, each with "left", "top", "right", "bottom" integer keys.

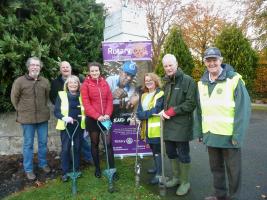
[{"left": 62, "top": 116, "right": 73, "bottom": 124}]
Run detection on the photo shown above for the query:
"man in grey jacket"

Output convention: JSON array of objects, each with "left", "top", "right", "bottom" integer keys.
[{"left": 11, "top": 57, "right": 51, "bottom": 180}]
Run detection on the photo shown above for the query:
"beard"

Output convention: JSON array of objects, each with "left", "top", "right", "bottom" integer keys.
[{"left": 29, "top": 71, "right": 39, "bottom": 79}]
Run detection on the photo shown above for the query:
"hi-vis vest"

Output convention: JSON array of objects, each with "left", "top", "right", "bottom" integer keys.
[
  {"left": 141, "top": 91, "right": 164, "bottom": 138},
  {"left": 56, "top": 91, "right": 85, "bottom": 130},
  {"left": 198, "top": 74, "right": 243, "bottom": 136}
]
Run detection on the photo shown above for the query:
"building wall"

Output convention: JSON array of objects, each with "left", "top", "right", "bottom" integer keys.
[{"left": 0, "top": 105, "right": 61, "bottom": 155}]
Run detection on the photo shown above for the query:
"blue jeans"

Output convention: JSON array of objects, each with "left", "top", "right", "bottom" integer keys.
[
  {"left": 81, "top": 133, "right": 93, "bottom": 161},
  {"left": 21, "top": 121, "right": 48, "bottom": 172}
]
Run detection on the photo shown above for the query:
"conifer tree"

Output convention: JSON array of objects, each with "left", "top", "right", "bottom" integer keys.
[
  {"left": 215, "top": 25, "right": 258, "bottom": 92},
  {"left": 156, "top": 26, "right": 194, "bottom": 77}
]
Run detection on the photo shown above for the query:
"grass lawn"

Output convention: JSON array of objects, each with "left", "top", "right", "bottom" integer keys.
[{"left": 4, "top": 158, "right": 161, "bottom": 200}]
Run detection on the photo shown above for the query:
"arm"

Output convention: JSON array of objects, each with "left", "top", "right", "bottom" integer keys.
[
  {"left": 104, "top": 82, "right": 114, "bottom": 117},
  {"left": 54, "top": 95, "right": 64, "bottom": 119},
  {"left": 49, "top": 80, "right": 57, "bottom": 105},
  {"left": 232, "top": 79, "right": 251, "bottom": 146},
  {"left": 80, "top": 81, "right": 101, "bottom": 120},
  {"left": 137, "top": 95, "right": 164, "bottom": 120},
  {"left": 193, "top": 89, "right": 203, "bottom": 139},
  {"left": 10, "top": 79, "right": 21, "bottom": 110},
  {"left": 169, "top": 78, "right": 197, "bottom": 115},
  {"left": 45, "top": 79, "right": 50, "bottom": 106}
]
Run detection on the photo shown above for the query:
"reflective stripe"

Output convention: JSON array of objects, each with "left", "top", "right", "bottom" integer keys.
[
  {"left": 141, "top": 90, "right": 164, "bottom": 138},
  {"left": 198, "top": 74, "right": 242, "bottom": 136},
  {"left": 148, "top": 122, "right": 160, "bottom": 127},
  {"left": 56, "top": 91, "right": 85, "bottom": 130}
]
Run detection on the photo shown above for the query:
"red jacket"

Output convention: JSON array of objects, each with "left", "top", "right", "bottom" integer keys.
[{"left": 81, "top": 76, "right": 113, "bottom": 120}]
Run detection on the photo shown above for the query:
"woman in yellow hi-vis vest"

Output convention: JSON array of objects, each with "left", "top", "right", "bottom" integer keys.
[
  {"left": 137, "top": 73, "right": 164, "bottom": 184},
  {"left": 54, "top": 75, "right": 85, "bottom": 182}
]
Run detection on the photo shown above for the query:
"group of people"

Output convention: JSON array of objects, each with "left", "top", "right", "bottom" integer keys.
[{"left": 10, "top": 46, "right": 251, "bottom": 200}]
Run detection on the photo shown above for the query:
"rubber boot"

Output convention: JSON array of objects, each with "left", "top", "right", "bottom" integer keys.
[
  {"left": 150, "top": 154, "right": 162, "bottom": 184},
  {"left": 165, "top": 159, "right": 180, "bottom": 188},
  {"left": 176, "top": 163, "right": 190, "bottom": 196},
  {"left": 147, "top": 156, "right": 156, "bottom": 174}
]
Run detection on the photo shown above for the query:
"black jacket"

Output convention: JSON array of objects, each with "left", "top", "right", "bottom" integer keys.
[{"left": 49, "top": 75, "right": 65, "bottom": 105}]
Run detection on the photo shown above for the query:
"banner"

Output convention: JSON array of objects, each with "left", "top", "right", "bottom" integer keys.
[
  {"left": 102, "top": 41, "right": 152, "bottom": 61},
  {"left": 112, "top": 124, "right": 152, "bottom": 158}
]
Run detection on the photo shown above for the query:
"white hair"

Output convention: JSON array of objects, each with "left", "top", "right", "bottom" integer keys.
[{"left": 162, "top": 54, "right": 178, "bottom": 67}]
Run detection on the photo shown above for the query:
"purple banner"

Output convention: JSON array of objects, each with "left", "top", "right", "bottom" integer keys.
[
  {"left": 112, "top": 124, "right": 152, "bottom": 157},
  {"left": 102, "top": 41, "right": 152, "bottom": 61}
]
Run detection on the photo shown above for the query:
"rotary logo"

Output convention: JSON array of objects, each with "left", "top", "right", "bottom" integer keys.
[{"left": 126, "top": 138, "right": 133, "bottom": 144}]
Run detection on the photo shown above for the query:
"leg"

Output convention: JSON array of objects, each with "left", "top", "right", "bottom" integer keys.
[
  {"left": 81, "top": 130, "right": 93, "bottom": 162},
  {"left": 22, "top": 124, "right": 35, "bottom": 173},
  {"left": 147, "top": 143, "right": 156, "bottom": 174},
  {"left": 90, "top": 131, "right": 101, "bottom": 177},
  {"left": 60, "top": 130, "right": 71, "bottom": 175},
  {"left": 165, "top": 140, "right": 180, "bottom": 187},
  {"left": 36, "top": 121, "right": 48, "bottom": 169},
  {"left": 208, "top": 147, "right": 227, "bottom": 198},
  {"left": 224, "top": 148, "right": 241, "bottom": 200},
  {"left": 101, "top": 132, "right": 115, "bottom": 168},
  {"left": 149, "top": 143, "right": 162, "bottom": 184},
  {"left": 73, "top": 128, "right": 83, "bottom": 172},
  {"left": 176, "top": 141, "right": 191, "bottom": 196}
]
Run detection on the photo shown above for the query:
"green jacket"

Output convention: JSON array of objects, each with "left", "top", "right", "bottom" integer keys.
[
  {"left": 11, "top": 74, "right": 50, "bottom": 124},
  {"left": 163, "top": 68, "right": 197, "bottom": 141},
  {"left": 193, "top": 64, "right": 251, "bottom": 148}
]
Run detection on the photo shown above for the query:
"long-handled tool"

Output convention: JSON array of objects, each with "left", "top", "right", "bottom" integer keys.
[
  {"left": 97, "top": 120, "right": 117, "bottom": 193},
  {"left": 153, "top": 114, "right": 166, "bottom": 196},
  {"left": 65, "top": 120, "right": 81, "bottom": 195},
  {"left": 159, "top": 116, "right": 166, "bottom": 196},
  {"left": 133, "top": 115, "right": 141, "bottom": 187}
]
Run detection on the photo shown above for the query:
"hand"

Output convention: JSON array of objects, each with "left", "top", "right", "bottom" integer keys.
[
  {"left": 113, "top": 88, "right": 128, "bottom": 99},
  {"left": 97, "top": 115, "right": 105, "bottom": 122},
  {"left": 103, "top": 115, "right": 110, "bottom": 120},
  {"left": 62, "top": 116, "right": 73, "bottom": 124},
  {"left": 126, "top": 93, "right": 139, "bottom": 109},
  {"left": 232, "top": 139, "right": 238, "bottom": 146},
  {"left": 159, "top": 110, "right": 170, "bottom": 120}
]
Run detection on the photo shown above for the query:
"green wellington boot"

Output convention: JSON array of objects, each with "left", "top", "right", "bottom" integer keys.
[
  {"left": 176, "top": 163, "right": 190, "bottom": 196},
  {"left": 165, "top": 159, "right": 180, "bottom": 188}
]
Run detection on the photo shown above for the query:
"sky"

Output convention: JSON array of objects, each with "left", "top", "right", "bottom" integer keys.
[{"left": 96, "top": 0, "right": 243, "bottom": 21}]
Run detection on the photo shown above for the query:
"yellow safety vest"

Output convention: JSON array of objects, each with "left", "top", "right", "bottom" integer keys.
[
  {"left": 141, "top": 91, "right": 164, "bottom": 138},
  {"left": 56, "top": 91, "right": 85, "bottom": 130},
  {"left": 198, "top": 74, "right": 242, "bottom": 136}
]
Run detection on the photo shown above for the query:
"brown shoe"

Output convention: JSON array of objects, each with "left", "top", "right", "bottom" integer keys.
[
  {"left": 41, "top": 165, "right": 51, "bottom": 173},
  {"left": 26, "top": 172, "right": 36, "bottom": 180}
]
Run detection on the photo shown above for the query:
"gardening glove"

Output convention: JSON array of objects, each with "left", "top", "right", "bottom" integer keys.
[{"left": 62, "top": 116, "right": 73, "bottom": 124}]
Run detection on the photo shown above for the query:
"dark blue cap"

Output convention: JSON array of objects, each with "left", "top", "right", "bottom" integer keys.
[{"left": 204, "top": 47, "right": 222, "bottom": 59}]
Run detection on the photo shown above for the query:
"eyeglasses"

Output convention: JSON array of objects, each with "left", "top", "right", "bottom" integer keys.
[{"left": 29, "top": 64, "right": 40, "bottom": 67}]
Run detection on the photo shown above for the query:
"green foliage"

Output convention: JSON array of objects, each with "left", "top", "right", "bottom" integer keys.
[
  {"left": 155, "top": 27, "right": 195, "bottom": 77},
  {"left": 215, "top": 25, "right": 259, "bottom": 93},
  {"left": 0, "top": 0, "right": 105, "bottom": 112}
]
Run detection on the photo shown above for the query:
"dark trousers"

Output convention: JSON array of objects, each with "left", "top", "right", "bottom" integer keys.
[
  {"left": 208, "top": 147, "right": 241, "bottom": 200},
  {"left": 165, "top": 141, "right": 190, "bottom": 163},
  {"left": 60, "top": 125, "right": 83, "bottom": 175},
  {"left": 149, "top": 143, "right": 161, "bottom": 155}
]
